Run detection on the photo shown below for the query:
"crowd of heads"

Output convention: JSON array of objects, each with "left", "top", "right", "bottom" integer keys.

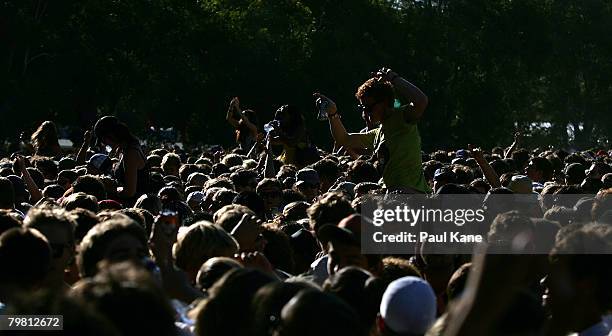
[{"left": 0, "top": 111, "right": 611, "bottom": 336}]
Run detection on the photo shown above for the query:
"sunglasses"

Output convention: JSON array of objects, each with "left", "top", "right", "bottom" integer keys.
[{"left": 357, "top": 100, "right": 383, "bottom": 115}]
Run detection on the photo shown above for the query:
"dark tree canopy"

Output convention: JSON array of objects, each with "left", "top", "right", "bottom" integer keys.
[{"left": 2, "top": 0, "right": 611, "bottom": 151}]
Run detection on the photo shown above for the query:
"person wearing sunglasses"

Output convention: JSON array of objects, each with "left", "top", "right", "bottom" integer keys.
[{"left": 315, "top": 67, "right": 430, "bottom": 193}]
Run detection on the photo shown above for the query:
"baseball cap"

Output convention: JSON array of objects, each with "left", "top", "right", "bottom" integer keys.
[
  {"left": 433, "top": 167, "right": 456, "bottom": 182},
  {"left": 380, "top": 276, "right": 437, "bottom": 335},
  {"left": 187, "top": 191, "right": 205, "bottom": 205},
  {"left": 88, "top": 154, "right": 112, "bottom": 174},
  {"left": 295, "top": 168, "right": 320, "bottom": 187},
  {"left": 317, "top": 213, "right": 362, "bottom": 247},
  {"left": 508, "top": 175, "right": 533, "bottom": 194},
  {"left": 330, "top": 181, "right": 356, "bottom": 199},
  {"left": 451, "top": 158, "right": 467, "bottom": 166},
  {"left": 455, "top": 149, "right": 469, "bottom": 158}
]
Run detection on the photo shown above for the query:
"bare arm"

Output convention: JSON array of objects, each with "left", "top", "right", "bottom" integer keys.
[
  {"left": 15, "top": 156, "right": 43, "bottom": 203},
  {"left": 226, "top": 97, "right": 240, "bottom": 128},
  {"left": 314, "top": 93, "right": 374, "bottom": 149},
  {"left": 76, "top": 130, "right": 92, "bottom": 165},
  {"left": 504, "top": 132, "right": 521, "bottom": 158},
  {"left": 262, "top": 136, "right": 275, "bottom": 178},
  {"left": 469, "top": 145, "right": 501, "bottom": 188},
  {"left": 375, "top": 67, "right": 428, "bottom": 122}
]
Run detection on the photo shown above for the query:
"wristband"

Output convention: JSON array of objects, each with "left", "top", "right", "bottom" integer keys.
[{"left": 328, "top": 113, "right": 341, "bottom": 120}]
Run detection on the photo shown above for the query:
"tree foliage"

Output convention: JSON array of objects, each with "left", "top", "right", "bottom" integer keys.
[{"left": 2, "top": 0, "right": 611, "bottom": 150}]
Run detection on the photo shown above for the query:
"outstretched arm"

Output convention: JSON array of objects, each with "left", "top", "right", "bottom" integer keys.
[{"left": 314, "top": 93, "right": 373, "bottom": 149}]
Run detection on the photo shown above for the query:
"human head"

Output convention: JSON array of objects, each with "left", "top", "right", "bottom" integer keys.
[
  {"left": 62, "top": 192, "right": 99, "bottom": 212},
  {"left": 323, "top": 266, "right": 383, "bottom": 334},
  {"left": 195, "top": 257, "right": 243, "bottom": 291},
  {"left": 250, "top": 282, "right": 316, "bottom": 336},
  {"left": 161, "top": 153, "right": 181, "bottom": 177},
  {"left": 346, "top": 160, "right": 379, "bottom": 184},
  {"left": 273, "top": 105, "right": 305, "bottom": 134},
  {"left": 87, "top": 153, "right": 113, "bottom": 175},
  {"left": 257, "top": 178, "right": 283, "bottom": 213},
  {"left": 230, "top": 169, "right": 258, "bottom": 193},
  {"left": 174, "top": 221, "right": 239, "bottom": 282},
  {"left": 307, "top": 191, "right": 355, "bottom": 239},
  {"left": 275, "top": 289, "right": 362, "bottom": 336},
  {"left": 355, "top": 78, "right": 394, "bottom": 125},
  {"left": 294, "top": 168, "right": 321, "bottom": 202},
  {"left": 543, "top": 224, "right": 612, "bottom": 333},
  {"left": 0, "top": 227, "right": 51, "bottom": 298},
  {"left": 378, "top": 276, "right": 437, "bottom": 336},
  {"left": 24, "top": 206, "right": 76, "bottom": 286},
  {"left": 71, "top": 261, "right": 176, "bottom": 336},
  {"left": 93, "top": 116, "right": 139, "bottom": 149},
  {"left": 73, "top": 175, "right": 107, "bottom": 201},
  {"left": 77, "top": 218, "right": 148, "bottom": 278},
  {"left": 564, "top": 163, "right": 586, "bottom": 185},
  {"left": 0, "top": 176, "right": 15, "bottom": 209},
  {"left": 31, "top": 121, "right": 60, "bottom": 154},
  {"left": 195, "top": 268, "right": 277, "bottom": 336},
  {"left": 319, "top": 214, "right": 381, "bottom": 276},
  {"left": 310, "top": 159, "right": 340, "bottom": 193}
]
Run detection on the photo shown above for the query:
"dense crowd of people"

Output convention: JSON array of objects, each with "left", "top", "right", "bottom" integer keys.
[{"left": 0, "top": 67, "right": 611, "bottom": 336}]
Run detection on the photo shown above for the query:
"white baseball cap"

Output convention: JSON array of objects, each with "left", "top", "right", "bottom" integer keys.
[{"left": 380, "top": 276, "right": 437, "bottom": 335}]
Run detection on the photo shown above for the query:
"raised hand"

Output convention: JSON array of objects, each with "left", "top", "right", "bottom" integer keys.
[
  {"left": 14, "top": 155, "right": 27, "bottom": 174},
  {"left": 234, "top": 251, "right": 274, "bottom": 274},
  {"left": 83, "top": 130, "right": 93, "bottom": 145},
  {"left": 372, "top": 67, "right": 399, "bottom": 82},
  {"left": 313, "top": 92, "right": 338, "bottom": 116},
  {"left": 468, "top": 144, "right": 485, "bottom": 160}
]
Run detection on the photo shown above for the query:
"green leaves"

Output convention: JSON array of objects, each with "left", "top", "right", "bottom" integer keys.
[{"left": 2, "top": 0, "right": 611, "bottom": 149}]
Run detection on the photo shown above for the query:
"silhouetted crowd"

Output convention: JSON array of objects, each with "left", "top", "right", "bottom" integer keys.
[{"left": 0, "top": 68, "right": 611, "bottom": 336}]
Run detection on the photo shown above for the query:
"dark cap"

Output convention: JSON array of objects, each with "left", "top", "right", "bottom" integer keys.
[
  {"left": 318, "top": 214, "right": 363, "bottom": 247},
  {"left": 87, "top": 154, "right": 112, "bottom": 174},
  {"left": 433, "top": 167, "right": 456, "bottom": 182}
]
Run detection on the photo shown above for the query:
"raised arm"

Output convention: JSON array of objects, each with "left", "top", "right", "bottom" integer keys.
[
  {"left": 76, "top": 130, "right": 92, "bottom": 165},
  {"left": 504, "top": 132, "right": 521, "bottom": 158},
  {"left": 226, "top": 97, "right": 241, "bottom": 128},
  {"left": 314, "top": 93, "right": 374, "bottom": 150},
  {"left": 469, "top": 145, "right": 501, "bottom": 188},
  {"left": 15, "top": 156, "right": 43, "bottom": 203},
  {"left": 375, "top": 67, "right": 428, "bottom": 122}
]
